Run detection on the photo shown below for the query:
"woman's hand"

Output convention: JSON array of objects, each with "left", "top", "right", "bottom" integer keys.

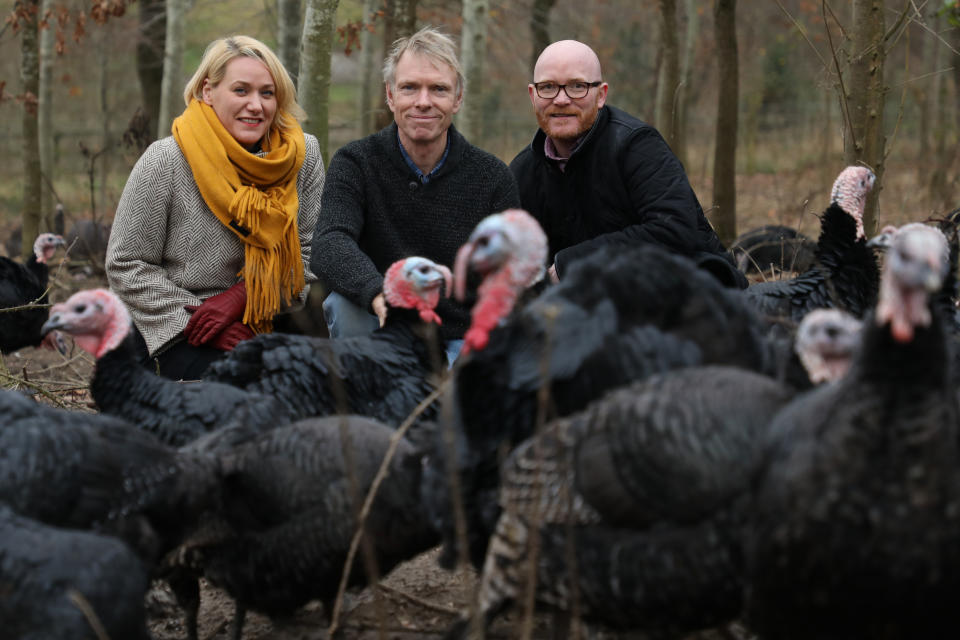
[{"left": 184, "top": 281, "right": 247, "bottom": 345}]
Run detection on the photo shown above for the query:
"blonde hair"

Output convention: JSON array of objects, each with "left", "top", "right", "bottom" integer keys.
[
  {"left": 382, "top": 26, "right": 464, "bottom": 97},
  {"left": 183, "top": 35, "right": 306, "bottom": 132}
]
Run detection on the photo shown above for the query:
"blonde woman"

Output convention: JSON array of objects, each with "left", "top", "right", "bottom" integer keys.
[{"left": 107, "top": 35, "right": 323, "bottom": 380}]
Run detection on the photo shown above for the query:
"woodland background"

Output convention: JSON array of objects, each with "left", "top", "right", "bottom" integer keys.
[{"left": 1, "top": 0, "right": 960, "bottom": 261}]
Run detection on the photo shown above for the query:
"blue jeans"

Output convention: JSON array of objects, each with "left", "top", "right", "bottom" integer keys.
[{"left": 322, "top": 292, "right": 462, "bottom": 367}]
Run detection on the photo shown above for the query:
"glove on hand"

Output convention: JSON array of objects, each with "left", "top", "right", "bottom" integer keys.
[
  {"left": 209, "top": 321, "right": 255, "bottom": 351},
  {"left": 183, "top": 281, "right": 247, "bottom": 346}
]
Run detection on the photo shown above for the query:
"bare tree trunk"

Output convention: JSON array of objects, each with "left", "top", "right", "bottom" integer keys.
[
  {"left": 98, "top": 26, "right": 111, "bottom": 223},
  {"left": 20, "top": 0, "right": 41, "bottom": 260},
  {"left": 458, "top": 0, "right": 488, "bottom": 143},
  {"left": 844, "top": 0, "right": 886, "bottom": 235},
  {"left": 38, "top": 0, "right": 54, "bottom": 228},
  {"left": 300, "top": 0, "right": 340, "bottom": 164},
  {"left": 136, "top": 0, "right": 165, "bottom": 144},
  {"left": 928, "top": 12, "right": 949, "bottom": 207},
  {"left": 278, "top": 0, "right": 302, "bottom": 83},
  {"left": 711, "top": 0, "right": 738, "bottom": 247},
  {"left": 374, "top": 0, "right": 417, "bottom": 130},
  {"left": 357, "top": 0, "right": 378, "bottom": 136},
  {"left": 674, "top": 0, "right": 699, "bottom": 168},
  {"left": 655, "top": 0, "right": 679, "bottom": 146},
  {"left": 157, "top": 0, "right": 187, "bottom": 140},
  {"left": 529, "top": 0, "right": 556, "bottom": 75}
]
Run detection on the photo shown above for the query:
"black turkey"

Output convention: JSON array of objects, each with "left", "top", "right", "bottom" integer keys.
[
  {"left": 425, "top": 238, "right": 772, "bottom": 570},
  {"left": 0, "top": 504, "right": 150, "bottom": 640},
  {"left": 0, "top": 388, "right": 217, "bottom": 563},
  {"left": 0, "top": 232, "right": 65, "bottom": 353},
  {"left": 41, "top": 288, "right": 296, "bottom": 447},
  {"left": 446, "top": 365, "right": 795, "bottom": 639},
  {"left": 745, "top": 166, "right": 880, "bottom": 323},
  {"left": 746, "top": 222, "right": 960, "bottom": 640},
  {"left": 173, "top": 415, "right": 439, "bottom": 640},
  {"left": 203, "top": 256, "right": 452, "bottom": 433}
]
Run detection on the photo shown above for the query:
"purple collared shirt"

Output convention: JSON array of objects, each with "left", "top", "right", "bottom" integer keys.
[{"left": 543, "top": 135, "right": 586, "bottom": 172}]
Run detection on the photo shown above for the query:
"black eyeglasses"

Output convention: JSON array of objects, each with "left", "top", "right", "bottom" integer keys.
[{"left": 533, "top": 81, "right": 602, "bottom": 100}]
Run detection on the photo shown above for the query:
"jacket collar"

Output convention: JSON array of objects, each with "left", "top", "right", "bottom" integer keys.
[{"left": 530, "top": 105, "right": 610, "bottom": 161}]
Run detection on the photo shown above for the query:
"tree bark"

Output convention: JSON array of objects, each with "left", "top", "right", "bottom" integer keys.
[
  {"left": 38, "top": 0, "right": 54, "bottom": 228},
  {"left": 357, "top": 0, "right": 379, "bottom": 136},
  {"left": 374, "top": 0, "right": 417, "bottom": 130},
  {"left": 20, "top": 0, "right": 41, "bottom": 260},
  {"left": 844, "top": 0, "right": 886, "bottom": 235},
  {"left": 157, "top": 0, "right": 187, "bottom": 140},
  {"left": 674, "top": 0, "right": 699, "bottom": 168},
  {"left": 654, "top": 0, "right": 679, "bottom": 147},
  {"left": 299, "top": 0, "right": 340, "bottom": 164},
  {"left": 458, "top": 0, "right": 488, "bottom": 143},
  {"left": 136, "top": 0, "right": 165, "bottom": 145},
  {"left": 529, "top": 0, "right": 556, "bottom": 75},
  {"left": 278, "top": 0, "right": 302, "bottom": 84},
  {"left": 711, "top": 0, "right": 738, "bottom": 247}
]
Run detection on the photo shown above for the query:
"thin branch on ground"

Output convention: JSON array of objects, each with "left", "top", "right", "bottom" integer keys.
[{"left": 327, "top": 380, "right": 450, "bottom": 636}]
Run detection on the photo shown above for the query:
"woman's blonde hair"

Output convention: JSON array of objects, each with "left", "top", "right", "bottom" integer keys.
[{"left": 183, "top": 35, "right": 306, "bottom": 132}]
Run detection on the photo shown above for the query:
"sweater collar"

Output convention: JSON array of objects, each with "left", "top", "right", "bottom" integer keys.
[{"left": 383, "top": 121, "right": 464, "bottom": 179}]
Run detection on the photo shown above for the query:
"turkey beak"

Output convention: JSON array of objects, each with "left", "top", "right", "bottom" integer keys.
[
  {"left": 453, "top": 240, "right": 476, "bottom": 301},
  {"left": 438, "top": 264, "right": 453, "bottom": 298},
  {"left": 40, "top": 305, "right": 68, "bottom": 337}
]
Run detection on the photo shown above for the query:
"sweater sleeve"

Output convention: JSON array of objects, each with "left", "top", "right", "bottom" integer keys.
[
  {"left": 105, "top": 141, "right": 203, "bottom": 354},
  {"left": 310, "top": 146, "right": 385, "bottom": 311},
  {"left": 554, "top": 127, "right": 702, "bottom": 277},
  {"left": 489, "top": 159, "right": 522, "bottom": 213}
]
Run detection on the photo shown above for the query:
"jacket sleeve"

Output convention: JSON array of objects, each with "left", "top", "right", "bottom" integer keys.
[
  {"left": 310, "top": 147, "right": 384, "bottom": 311},
  {"left": 554, "top": 127, "right": 702, "bottom": 277},
  {"left": 289, "top": 134, "right": 325, "bottom": 306},
  {"left": 105, "top": 141, "right": 205, "bottom": 355}
]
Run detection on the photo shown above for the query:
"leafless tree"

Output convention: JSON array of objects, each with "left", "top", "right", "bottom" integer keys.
[
  {"left": 458, "top": 0, "right": 488, "bottom": 143},
  {"left": 712, "top": 0, "right": 738, "bottom": 246},
  {"left": 19, "top": 0, "right": 41, "bottom": 260},
  {"left": 278, "top": 0, "right": 303, "bottom": 83},
  {"left": 299, "top": 0, "right": 340, "bottom": 164}
]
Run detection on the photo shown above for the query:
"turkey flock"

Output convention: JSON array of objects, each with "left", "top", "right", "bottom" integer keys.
[{"left": 3, "top": 167, "right": 960, "bottom": 640}]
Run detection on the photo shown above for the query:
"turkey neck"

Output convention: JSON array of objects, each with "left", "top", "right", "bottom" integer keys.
[
  {"left": 382, "top": 306, "right": 447, "bottom": 373},
  {"left": 815, "top": 204, "right": 879, "bottom": 303},
  {"left": 23, "top": 252, "right": 49, "bottom": 292},
  {"left": 857, "top": 306, "right": 951, "bottom": 389},
  {"left": 88, "top": 332, "right": 154, "bottom": 412}
]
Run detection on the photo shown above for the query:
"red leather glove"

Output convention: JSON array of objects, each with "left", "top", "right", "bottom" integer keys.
[
  {"left": 183, "top": 281, "right": 247, "bottom": 346},
  {"left": 209, "top": 321, "right": 255, "bottom": 351}
]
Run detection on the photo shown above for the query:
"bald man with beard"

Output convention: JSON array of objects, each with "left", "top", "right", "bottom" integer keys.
[{"left": 510, "top": 40, "right": 746, "bottom": 288}]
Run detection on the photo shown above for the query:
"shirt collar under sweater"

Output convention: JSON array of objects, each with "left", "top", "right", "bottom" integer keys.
[
  {"left": 398, "top": 132, "right": 451, "bottom": 184},
  {"left": 382, "top": 122, "right": 465, "bottom": 181}
]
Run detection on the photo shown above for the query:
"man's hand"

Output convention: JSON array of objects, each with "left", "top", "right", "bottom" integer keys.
[
  {"left": 371, "top": 293, "right": 388, "bottom": 328},
  {"left": 183, "top": 281, "right": 247, "bottom": 346},
  {"left": 548, "top": 263, "right": 560, "bottom": 284},
  {"left": 209, "top": 321, "right": 255, "bottom": 351}
]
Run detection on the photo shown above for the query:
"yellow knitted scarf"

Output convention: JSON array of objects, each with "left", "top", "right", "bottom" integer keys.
[{"left": 172, "top": 99, "right": 306, "bottom": 333}]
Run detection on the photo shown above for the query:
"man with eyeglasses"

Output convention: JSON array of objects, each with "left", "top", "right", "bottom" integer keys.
[
  {"left": 510, "top": 40, "right": 746, "bottom": 288},
  {"left": 312, "top": 26, "right": 520, "bottom": 365}
]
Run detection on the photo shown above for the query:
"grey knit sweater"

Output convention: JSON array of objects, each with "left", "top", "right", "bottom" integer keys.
[
  {"left": 106, "top": 135, "right": 324, "bottom": 355},
  {"left": 311, "top": 123, "right": 520, "bottom": 339}
]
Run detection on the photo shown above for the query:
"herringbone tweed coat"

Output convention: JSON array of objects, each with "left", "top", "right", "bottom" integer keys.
[{"left": 106, "top": 135, "right": 324, "bottom": 356}]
